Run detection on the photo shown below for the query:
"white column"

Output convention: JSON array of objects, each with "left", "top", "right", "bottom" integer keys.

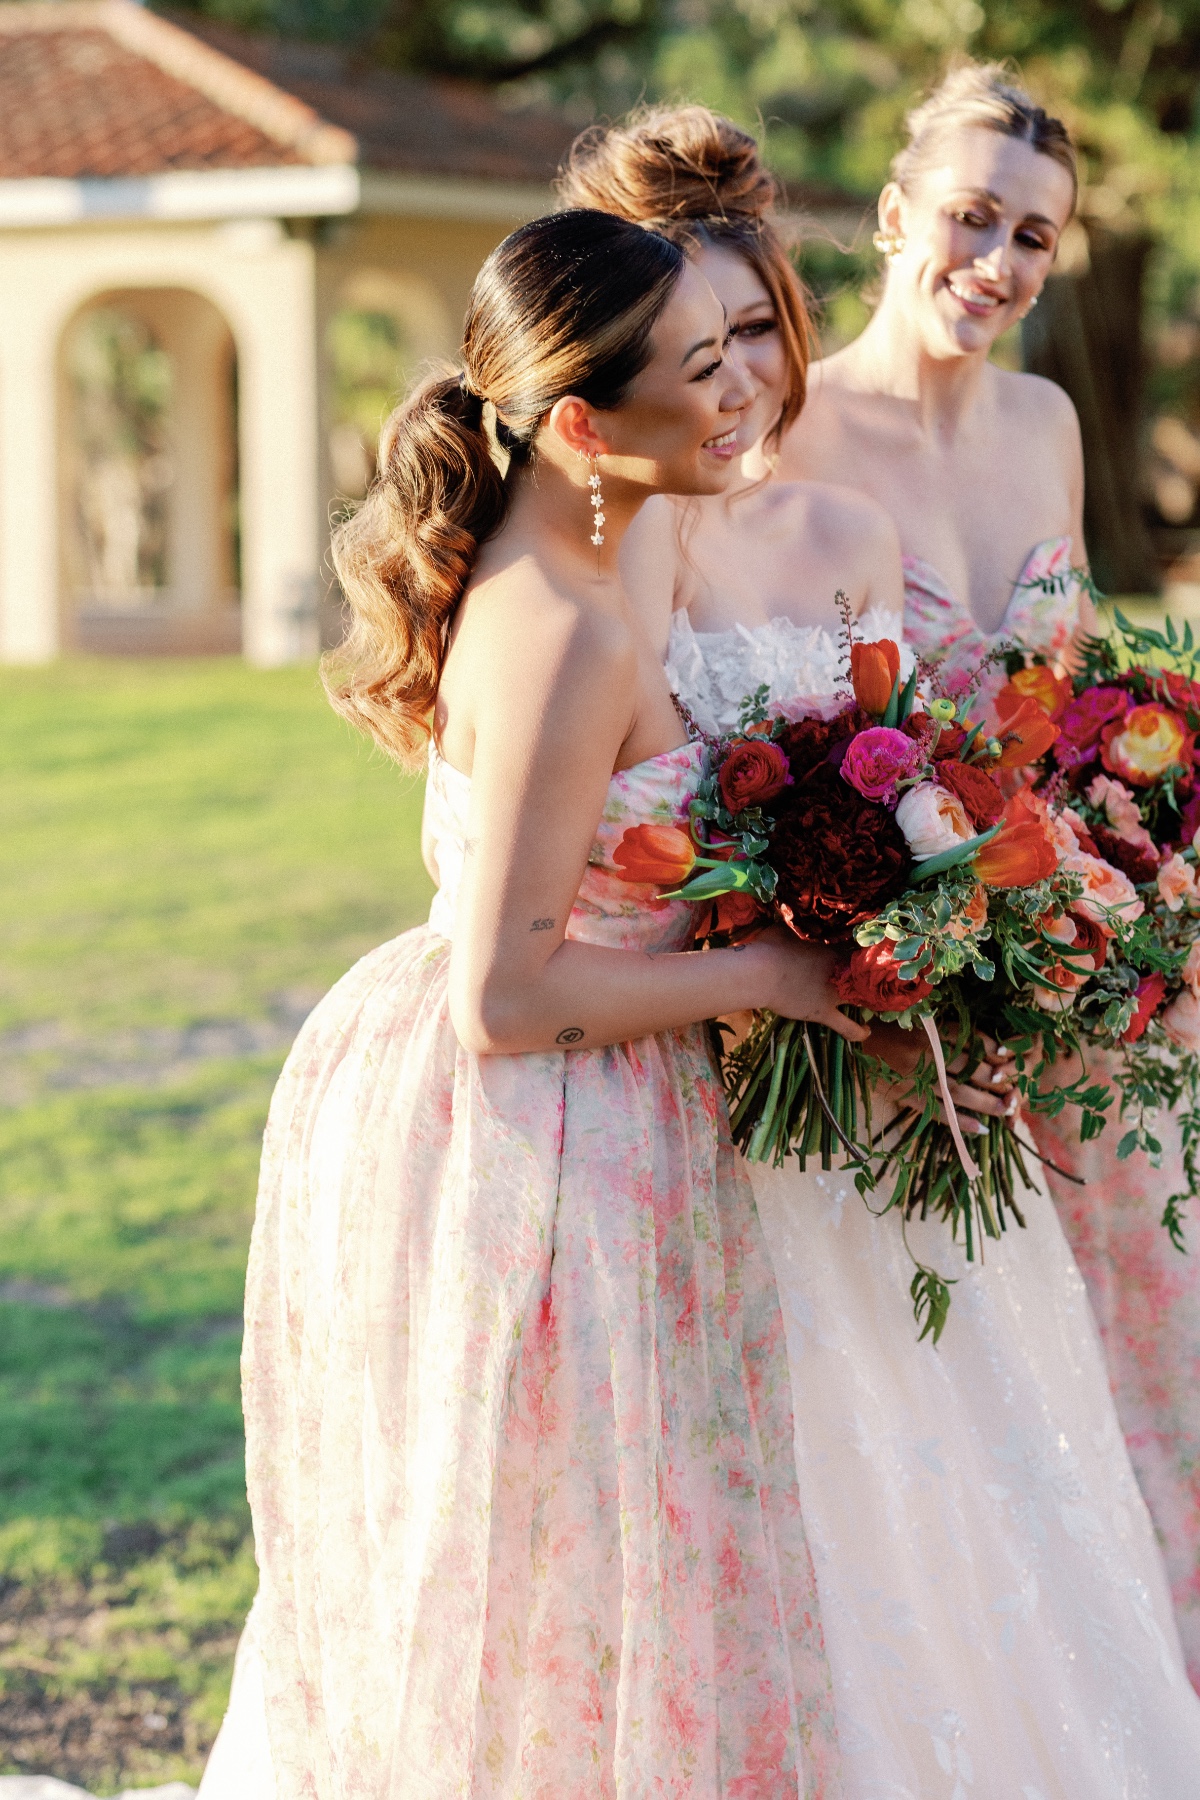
[
  {"left": 234, "top": 231, "right": 320, "bottom": 666},
  {"left": 0, "top": 297, "right": 59, "bottom": 660}
]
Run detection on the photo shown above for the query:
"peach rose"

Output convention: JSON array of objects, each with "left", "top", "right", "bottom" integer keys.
[
  {"left": 1157, "top": 852, "right": 1198, "bottom": 914},
  {"left": 894, "top": 782, "right": 974, "bottom": 860},
  {"left": 947, "top": 883, "right": 989, "bottom": 940},
  {"left": 1032, "top": 912, "right": 1088, "bottom": 1012},
  {"left": 1162, "top": 987, "right": 1200, "bottom": 1053},
  {"left": 1182, "top": 941, "right": 1200, "bottom": 998},
  {"left": 1063, "top": 851, "right": 1144, "bottom": 927}
]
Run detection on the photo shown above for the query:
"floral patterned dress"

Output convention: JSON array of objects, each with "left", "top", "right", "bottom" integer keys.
[
  {"left": 906, "top": 535, "right": 1200, "bottom": 1692},
  {"left": 201, "top": 739, "right": 840, "bottom": 1800}
]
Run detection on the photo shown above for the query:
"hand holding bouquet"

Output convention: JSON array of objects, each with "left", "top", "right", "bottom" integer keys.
[{"left": 616, "top": 609, "right": 1134, "bottom": 1340}]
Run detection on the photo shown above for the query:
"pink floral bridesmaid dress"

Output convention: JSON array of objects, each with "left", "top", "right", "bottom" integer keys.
[
  {"left": 906, "top": 536, "right": 1200, "bottom": 1690},
  {"left": 219, "top": 737, "right": 839, "bottom": 1800}
]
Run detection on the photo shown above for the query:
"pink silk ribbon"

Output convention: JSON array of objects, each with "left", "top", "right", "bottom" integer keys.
[{"left": 919, "top": 1013, "right": 981, "bottom": 1183}]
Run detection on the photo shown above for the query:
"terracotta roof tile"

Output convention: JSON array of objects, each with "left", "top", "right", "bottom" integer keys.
[
  {"left": 0, "top": 26, "right": 304, "bottom": 176},
  {"left": 160, "top": 15, "right": 581, "bottom": 184}
]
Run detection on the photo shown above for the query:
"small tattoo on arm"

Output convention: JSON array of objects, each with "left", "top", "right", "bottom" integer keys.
[
  {"left": 530, "top": 917, "right": 555, "bottom": 932},
  {"left": 463, "top": 836, "right": 479, "bottom": 855},
  {"left": 556, "top": 1027, "right": 585, "bottom": 1045}
]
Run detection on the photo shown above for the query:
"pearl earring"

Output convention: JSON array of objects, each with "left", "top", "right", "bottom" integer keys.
[{"left": 872, "top": 228, "right": 905, "bottom": 261}]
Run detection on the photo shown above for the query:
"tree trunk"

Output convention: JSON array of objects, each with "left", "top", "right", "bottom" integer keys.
[{"left": 1021, "top": 228, "right": 1160, "bottom": 596}]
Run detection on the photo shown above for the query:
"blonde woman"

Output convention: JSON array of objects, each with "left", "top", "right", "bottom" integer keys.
[{"left": 787, "top": 61, "right": 1200, "bottom": 1694}]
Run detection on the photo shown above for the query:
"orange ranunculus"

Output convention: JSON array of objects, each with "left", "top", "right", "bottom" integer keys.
[
  {"left": 996, "top": 665, "right": 1072, "bottom": 721},
  {"left": 972, "top": 799, "right": 1059, "bottom": 888},
  {"left": 613, "top": 823, "right": 696, "bottom": 886},
  {"left": 850, "top": 639, "right": 901, "bottom": 716},
  {"left": 1100, "top": 703, "right": 1193, "bottom": 788},
  {"left": 995, "top": 697, "right": 1061, "bottom": 769}
]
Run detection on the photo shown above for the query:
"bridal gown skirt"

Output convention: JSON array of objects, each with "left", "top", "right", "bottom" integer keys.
[{"left": 748, "top": 1139, "right": 1200, "bottom": 1799}]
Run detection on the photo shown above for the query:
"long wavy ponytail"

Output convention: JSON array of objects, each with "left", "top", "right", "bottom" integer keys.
[{"left": 325, "top": 209, "right": 684, "bottom": 764}]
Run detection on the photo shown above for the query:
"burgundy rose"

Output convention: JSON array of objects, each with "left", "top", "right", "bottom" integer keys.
[
  {"left": 1176, "top": 790, "right": 1200, "bottom": 848},
  {"left": 771, "top": 764, "right": 912, "bottom": 943},
  {"left": 1122, "top": 971, "right": 1167, "bottom": 1044},
  {"left": 833, "top": 939, "right": 934, "bottom": 1013},
  {"left": 778, "top": 707, "right": 863, "bottom": 783},
  {"left": 1161, "top": 671, "right": 1200, "bottom": 726},
  {"left": 718, "top": 737, "right": 792, "bottom": 813},
  {"left": 936, "top": 760, "right": 1006, "bottom": 829},
  {"left": 1054, "top": 687, "right": 1130, "bottom": 769},
  {"left": 1091, "top": 823, "right": 1161, "bottom": 887},
  {"left": 840, "top": 727, "right": 923, "bottom": 806}
]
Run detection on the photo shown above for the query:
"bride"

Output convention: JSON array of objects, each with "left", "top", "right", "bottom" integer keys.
[
  {"left": 200, "top": 207, "right": 858, "bottom": 1798},
  {"left": 561, "top": 105, "right": 1200, "bottom": 1793}
]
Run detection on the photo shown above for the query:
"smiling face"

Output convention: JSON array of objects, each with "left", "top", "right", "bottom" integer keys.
[
  {"left": 689, "top": 240, "right": 788, "bottom": 453},
  {"left": 590, "top": 257, "right": 753, "bottom": 495},
  {"left": 881, "top": 125, "right": 1075, "bottom": 358}
]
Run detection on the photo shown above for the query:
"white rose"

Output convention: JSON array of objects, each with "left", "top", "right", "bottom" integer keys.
[
  {"left": 894, "top": 782, "right": 974, "bottom": 861},
  {"left": 1162, "top": 988, "right": 1200, "bottom": 1054}
]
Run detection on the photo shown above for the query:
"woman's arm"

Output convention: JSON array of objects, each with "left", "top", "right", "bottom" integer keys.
[{"left": 445, "top": 582, "right": 864, "bottom": 1056}]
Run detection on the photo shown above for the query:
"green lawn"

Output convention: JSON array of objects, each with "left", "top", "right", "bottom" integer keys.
[{"left": 0, "top": 659, "right": 432, "bottom": 1789}]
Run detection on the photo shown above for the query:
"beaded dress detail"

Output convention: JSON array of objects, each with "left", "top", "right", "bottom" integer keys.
[
  {"left": 670, "top": 600, "right": 1200, "bottom": 1798},
  {"left": 200, "top": 738, "right": 841, "bottom": 1800},
  {"left": 906, "top": 536, "right": 1200, "bottom": 1695}
]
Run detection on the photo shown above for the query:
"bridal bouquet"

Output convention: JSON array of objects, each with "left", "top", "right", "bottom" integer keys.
[
  {"left": 994, "top": 607, "right": 1200, "bottom": 1249},
  {"left": 615, "top": 623, "right": 1142, "bottom": 1339}
]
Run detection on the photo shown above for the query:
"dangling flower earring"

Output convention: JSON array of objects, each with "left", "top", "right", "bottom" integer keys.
[
  {"left": 872, "top": 228, "right": 905, "bottom": 261},
  {"left": 587, "top": 454, "right": 605, "bottom": 567}
]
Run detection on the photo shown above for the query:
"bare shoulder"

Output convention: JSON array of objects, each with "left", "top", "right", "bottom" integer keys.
[
  {"left": 461, "top": 558, "right": 636, "bottom": 703},
  {"left": 993, "top": 367, "right": 1079, "bottom": 440}
]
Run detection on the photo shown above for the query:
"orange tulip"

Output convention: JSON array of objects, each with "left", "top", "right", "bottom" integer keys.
[
  {"left": 973, "top": 820, "right": 1059, "bottom": 888},
  {"left": 995, "top": 697, "right": 1060, "bottom": 769},
  {"left": 996, "top": 665, "right": 1071, "bottom": 721},
  {"left": 613, "top": 823, "right": 697, "bottom": 886},
  {"left": 850, "top": 639, "right": 901, "bottom": 716}
]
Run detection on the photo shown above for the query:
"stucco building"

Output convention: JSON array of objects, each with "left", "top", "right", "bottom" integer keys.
[{"left": 0, "top": 0, "right": 579, "bottom": 663}]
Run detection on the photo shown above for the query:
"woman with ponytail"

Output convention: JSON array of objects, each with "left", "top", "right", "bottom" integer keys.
[
  {"left": 200, "top": 208, "right": 857, "bottom": 1799},
  {"left": 559, "top": 104, "right": 1200, "bottom": 1794}
]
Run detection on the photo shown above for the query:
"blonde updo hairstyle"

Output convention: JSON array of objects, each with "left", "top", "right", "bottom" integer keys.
[
  {"left": 891, "top": 61, "right": 1077, "bottom": 208},
  {"left": 326, "top": 209, "right": 684, "bottom": 765},
  {"left": 556, "top": 105, "right": 814, "bottom": 447}
]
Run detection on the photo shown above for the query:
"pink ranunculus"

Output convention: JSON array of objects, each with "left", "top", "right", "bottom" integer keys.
[
  {"left": 1063, "top": 851, "right": 1144, "bottom": 928},
  {"left": 839, "top": 726, "right": 924, "bottom": 807},
  {"left": 1055, "top": 686, "right": 1130, "bottom": 769},
  {"left": 1086, "top": 773, "right": 1159, "bottom": 865},
  {"left": 894, "top": 782, "right": 975, "bottom": 860},
  {"left": 1157, "top": 852, "right": 1198, "bottom": 914},
  {"left": 1181, "top": 941, "right": 1200, "bottom": 999},
  {"left": 1163, "top": 987, "right": 1200, "bottom": 1052}
]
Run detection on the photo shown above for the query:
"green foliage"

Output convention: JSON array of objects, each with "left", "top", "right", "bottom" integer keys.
[{"left": 0, "top": 660, "right": 431, "bottom": 1784}]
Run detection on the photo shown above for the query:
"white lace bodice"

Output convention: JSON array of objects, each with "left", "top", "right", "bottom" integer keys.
[{"left": 664, "top": 604, "right": 912, "bottom": 737}]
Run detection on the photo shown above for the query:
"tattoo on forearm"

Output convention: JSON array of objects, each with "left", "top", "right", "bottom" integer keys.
[
  {"left": 556, "top": 1027, "right": 584, "bottom": 1045},
  {"left": 530, "top": 918, "right": 555, "bottom": 932},
  {"left": 463, "top": 836, "right": 479, "bottom": 855}
]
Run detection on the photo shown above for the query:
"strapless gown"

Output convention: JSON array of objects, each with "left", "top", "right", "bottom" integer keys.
[
  {"left": 198, "top": 738, "right": 841, "bottom": 1800},
  {"left": 907, "top": 537, "right": 1200, "bottom": 1691},
  {"left": 667, "top": 603, "right": 1200, "bottom": 1797}
]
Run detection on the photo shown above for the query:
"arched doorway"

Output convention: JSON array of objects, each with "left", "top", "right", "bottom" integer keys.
[{"left": 58, "top": 287, "right": 240, "bottom": 654}]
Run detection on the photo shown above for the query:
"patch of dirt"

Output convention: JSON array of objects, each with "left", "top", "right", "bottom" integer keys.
[{"left": 0, "top": 1551, "right": 243, "bottom": 1788}]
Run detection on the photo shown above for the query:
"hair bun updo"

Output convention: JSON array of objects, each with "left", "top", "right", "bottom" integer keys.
[
  {"left": 557, "top": 104, "right": 812, "bottom": 445},
  {"left": 556, "top": 105, "right": 779, "bottom": 228}
]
